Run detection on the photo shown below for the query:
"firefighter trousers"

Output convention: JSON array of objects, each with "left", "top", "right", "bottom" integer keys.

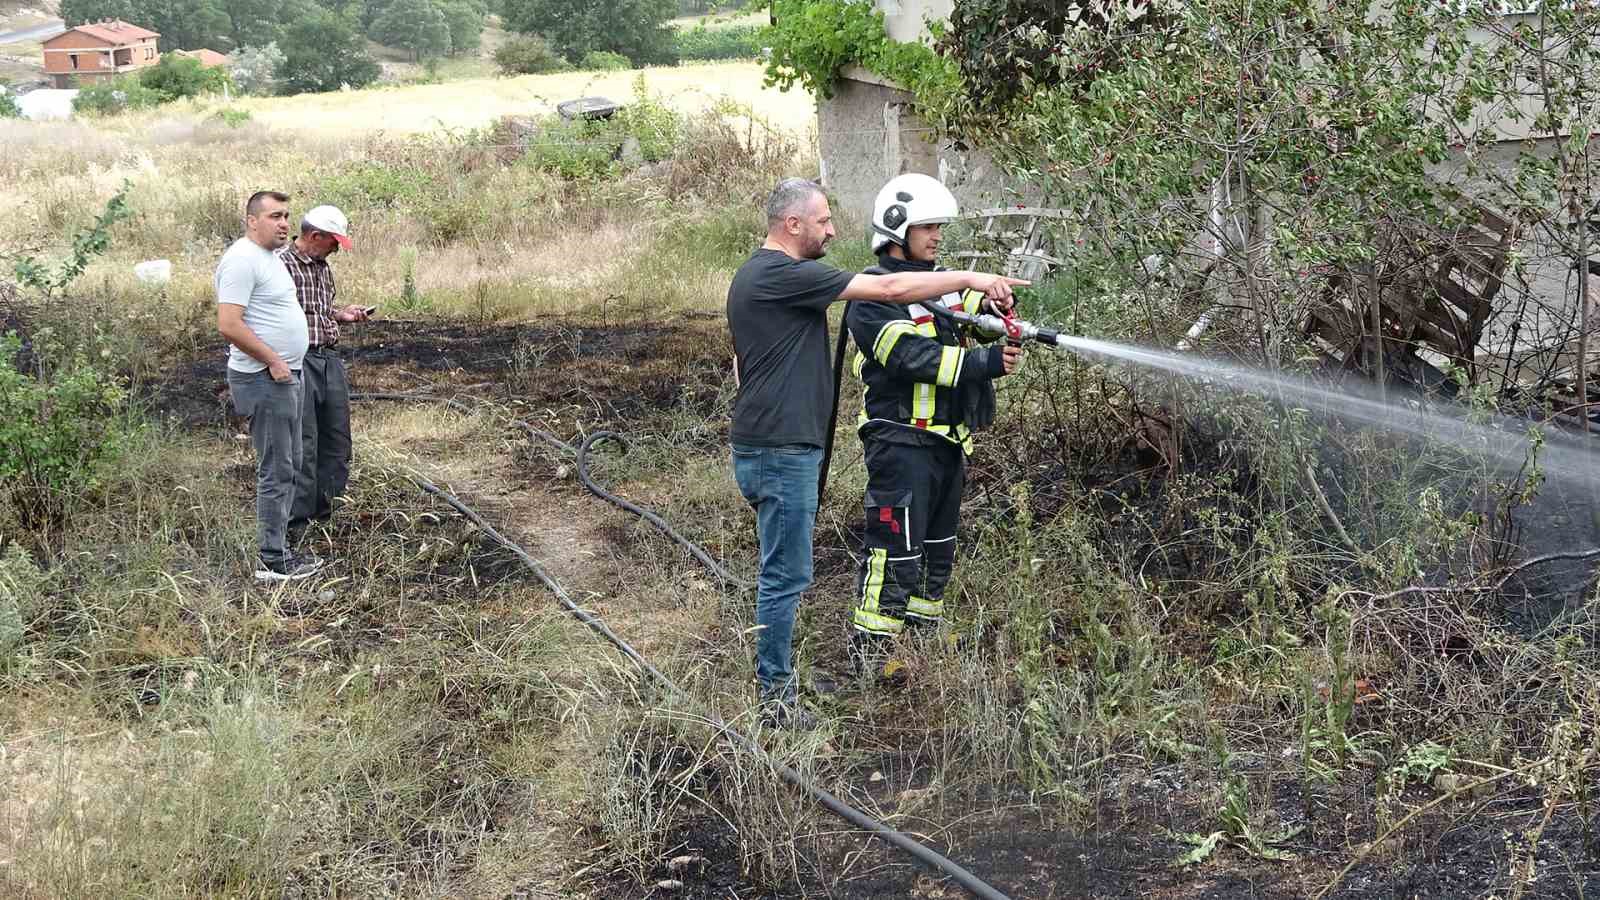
[{"left": 850, "top": 437, "right": 965, "bottom": 637}]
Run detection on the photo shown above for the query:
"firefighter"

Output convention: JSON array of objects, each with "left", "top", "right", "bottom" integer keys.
[{"left": 845, "top": 173, "right": 1022, "bottom": 670}]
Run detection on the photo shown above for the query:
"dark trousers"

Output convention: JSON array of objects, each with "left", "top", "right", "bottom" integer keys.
[
  {"left": 228, "top": 367, "right": 302, "bottom": 565},
  {"left": 851, "top": 438, "right": 965, "bottom": 637},
  {"left": 291, "top": 347, "right": 352, "bottom": 532}
]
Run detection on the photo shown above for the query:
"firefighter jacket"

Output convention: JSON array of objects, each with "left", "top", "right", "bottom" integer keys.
[{"left": 845, "top": 257, "right": 1006, "bottom": 455}]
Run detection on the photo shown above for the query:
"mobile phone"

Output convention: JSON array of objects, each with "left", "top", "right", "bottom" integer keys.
[{"left": 362, "top": 305, "right": 378, "bottom": 316}]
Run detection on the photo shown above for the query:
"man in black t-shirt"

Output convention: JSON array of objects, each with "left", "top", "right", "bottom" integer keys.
[{"left": 727, "top": 177, "right": 1025, "bottom": 729}]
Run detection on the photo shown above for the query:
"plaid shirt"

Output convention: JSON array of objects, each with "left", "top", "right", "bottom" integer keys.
[{"left": 277, "top": 244, "right": 340, "bottom": 348}]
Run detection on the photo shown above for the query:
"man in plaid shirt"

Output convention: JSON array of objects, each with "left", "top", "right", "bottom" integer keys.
[{"left": 278, "top": 205, "right": 368, "bottom": 542}]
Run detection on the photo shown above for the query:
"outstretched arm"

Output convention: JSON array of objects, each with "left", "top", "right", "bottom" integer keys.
[{"left": 840, "top": 271, "right": 1026, "bottom": 309}]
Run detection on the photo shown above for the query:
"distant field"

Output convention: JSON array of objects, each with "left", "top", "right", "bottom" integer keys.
[
  {"left": 230, "top": 61, "right": 814, "bottom": 137},
  {"left": 669, "top": 10, "right": 767, "bottom": 29}
]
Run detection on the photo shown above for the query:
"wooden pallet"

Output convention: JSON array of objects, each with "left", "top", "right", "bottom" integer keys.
[{"left": 1304, "top": 195, "right": 1522, "bottom": 382}]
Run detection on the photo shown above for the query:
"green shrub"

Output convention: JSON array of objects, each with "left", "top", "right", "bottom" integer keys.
[
  {"left": 521, "top": 82, "right": 681, "bottom": 178},
  {"left": 320, "top": 163, "right": 434, "bottom": 209},
  {"left": 212, "top": 107, "right": 252, "bottom": 128},
  {"left": 230, "top": 43, "right": 284, "bottom": 96},
  {"left": 0, "top": 90, "right": 19, "bottom": 119},
  {"left": 138, "top": 54, "right": 230, "bottom": 102},
  {"left": 0, "top": 331, "right": 143, "bottom": 536},
  {"left": 614, "top": 81, "right": 682, "bottom": 162},
  {"left": 523, "top": 118, "right": 618, "bottom": 179},
  {"left": 493, "top": 34, "right": 569, "bottom": 74},
  {"left": 13, "top": 183, "right": 132, "bottom": 297},
  {"left": 579, "top": 50, "right": 632, "bottom": 71},
  {"left": 72, "top": 76, "right": 162, "bottom": 115},
  {"left": 673, "top": 23, "right": 762, "bottom": 60},
  {"left": 503, "top": 0, "right": 678, "bottom": 66}
]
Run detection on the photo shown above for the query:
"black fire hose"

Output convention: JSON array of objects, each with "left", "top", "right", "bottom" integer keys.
[
  {"left": 818, "top": 302, "right": 854, "bottom": 501},
  {"left": 351, "top": 392, "right": 1014, "bottom": 899},
  {"left": 577, "top": 431, "right": 747, "bottom": 589}
]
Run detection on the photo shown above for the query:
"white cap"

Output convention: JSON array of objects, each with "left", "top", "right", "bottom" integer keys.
[{"left": 301, "top": 205, "right": 352, "bottom": 249}]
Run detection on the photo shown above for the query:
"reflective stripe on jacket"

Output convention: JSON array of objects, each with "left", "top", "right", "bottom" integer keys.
[{"left": 844, "top": 267, "right": 1003, "bottom": 454}]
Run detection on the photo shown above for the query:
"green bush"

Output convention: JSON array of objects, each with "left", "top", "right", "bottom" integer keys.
[
  {"left": 72, "top": 76, "right": 162, "bottom": 115},
  {"left": 212, "top": 107, "right": 252, "bottom": 128},
  {"left": 579, "top": 50, "right": 632, "bottom": 71},
  {"left": 0, "top": 90, "right": 19, "bottom": 119},
  {"left": 521, "top": 80, "right": 681, "bottom": 178},
  {"left": 0, "top": 331, "right": 143, "bottom": 536},
  {"left": 320, "top": 163, "right": 435, "bottom": 209},
  {"left": 138, "top": 54, "right": 229, "bottom": 102},
  {"left": 673, "top": 24, "right": 762, "bottom": 60},
  {"left": 523, "top": 118, "right": 618, "bottom": 179},
  {"left": 13, "top": 183, "right": 132, "bottom": 297},
  {"left": 614, "top": 81, "right": 682, "bottom": 162},
  {"left": 493, "top": 34, "right": 569, "bottom": 74},
  {"left": 503, "top": 0, "right": 678, "bottom": 66}
]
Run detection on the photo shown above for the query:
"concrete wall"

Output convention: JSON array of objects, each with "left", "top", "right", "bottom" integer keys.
[
  {"left": 874, "top": 0, "right": 952, "bottom": 43},
  {"left": 818, "top": 69, "right": 1017, "bottom": 225}
]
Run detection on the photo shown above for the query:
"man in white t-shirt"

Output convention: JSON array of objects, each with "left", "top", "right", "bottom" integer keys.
[{"left": 216, "top": 190, "right": 323, "bottom": 581}]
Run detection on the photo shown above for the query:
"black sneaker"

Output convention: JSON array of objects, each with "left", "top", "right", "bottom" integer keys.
[{"left": 254, "top": 553, "right": 325, "bottom": 582}]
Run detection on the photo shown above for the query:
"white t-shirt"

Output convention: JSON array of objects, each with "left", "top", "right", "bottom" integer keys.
[{"left": 216, "top": 237, "right": 308, "bottom": 373}]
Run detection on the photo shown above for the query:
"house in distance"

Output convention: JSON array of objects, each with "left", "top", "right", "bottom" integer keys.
[{"left": 42, "top": 19, "right": 161, "bottom": 89}]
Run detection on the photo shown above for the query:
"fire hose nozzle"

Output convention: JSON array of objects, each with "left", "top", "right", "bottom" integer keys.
[
  {"left": 969, "top": 313, "right": 1061, "bottom": 346},
  {"left": 925, "top": 303, "right": 1071, "bottom": 353}
]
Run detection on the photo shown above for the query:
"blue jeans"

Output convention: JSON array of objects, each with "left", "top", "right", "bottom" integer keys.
[{"left": 731, "top": 443, "right": 822, "bottom": 702}]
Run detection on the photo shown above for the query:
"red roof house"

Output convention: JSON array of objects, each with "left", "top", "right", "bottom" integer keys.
[
  {"left": 173, "top": 48, "right": 229, "bottom": 68},
  {"left": 42, "top": 19, "right": 160, "bottom": 89}
]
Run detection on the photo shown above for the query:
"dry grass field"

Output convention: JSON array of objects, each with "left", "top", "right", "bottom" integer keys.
[{"left": 229, "top": 62, "right": 813, "bottom": 137}]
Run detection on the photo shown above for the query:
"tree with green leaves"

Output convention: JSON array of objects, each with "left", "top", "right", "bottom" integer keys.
[
  {"left": 59, "top": 0, "right": 137, "bottom": 27},
  {"left": 372, "top": 0, "right": 454, "bottom": 59},
  {"left": 440, "top": 0, "right": 484, "bottom": 56},
  {"left": 61, "top": 0, "right": 232, "bottom": 50},
  {"left": 138, "top": 52, "right": 229, "bottom": 100},
  {"left": 502, "top": 0, "right": 677, "bottom": 65},
  {"left": 230, "top": 42, "right": 285, "bottom": 95},
  {"left": 277, "top": 9, "right": 380, "bottom": 93},
  {"left": 921, "top": 0, "right": 1596, "bottom": 388},
  {"left": 371, "top": 0, "right": 452, "bottom": 60}
]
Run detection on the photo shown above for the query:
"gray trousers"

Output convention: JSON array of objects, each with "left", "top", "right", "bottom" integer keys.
[
  {"left": 228, "top": 367, "right": 303, "bottom": 565},
  {"left": 291, "top": 348, "right": 352, "bottom": 530}
]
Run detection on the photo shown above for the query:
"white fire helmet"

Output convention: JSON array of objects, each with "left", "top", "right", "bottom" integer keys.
[{"left": 870, "top": 173, "right": 959, "bottom": 254}]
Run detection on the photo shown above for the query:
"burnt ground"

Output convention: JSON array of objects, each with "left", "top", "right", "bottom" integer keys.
[
  {"left": 144, "top": 317, "right": 731, "bottom": 431},
  {"left": 136, "top": 316, "right": 1600, "bottom": 900}
]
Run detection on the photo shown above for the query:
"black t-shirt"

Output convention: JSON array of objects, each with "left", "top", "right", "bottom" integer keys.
[{"left": 727, "top": 248, "right": 855, "bottom": 448}]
